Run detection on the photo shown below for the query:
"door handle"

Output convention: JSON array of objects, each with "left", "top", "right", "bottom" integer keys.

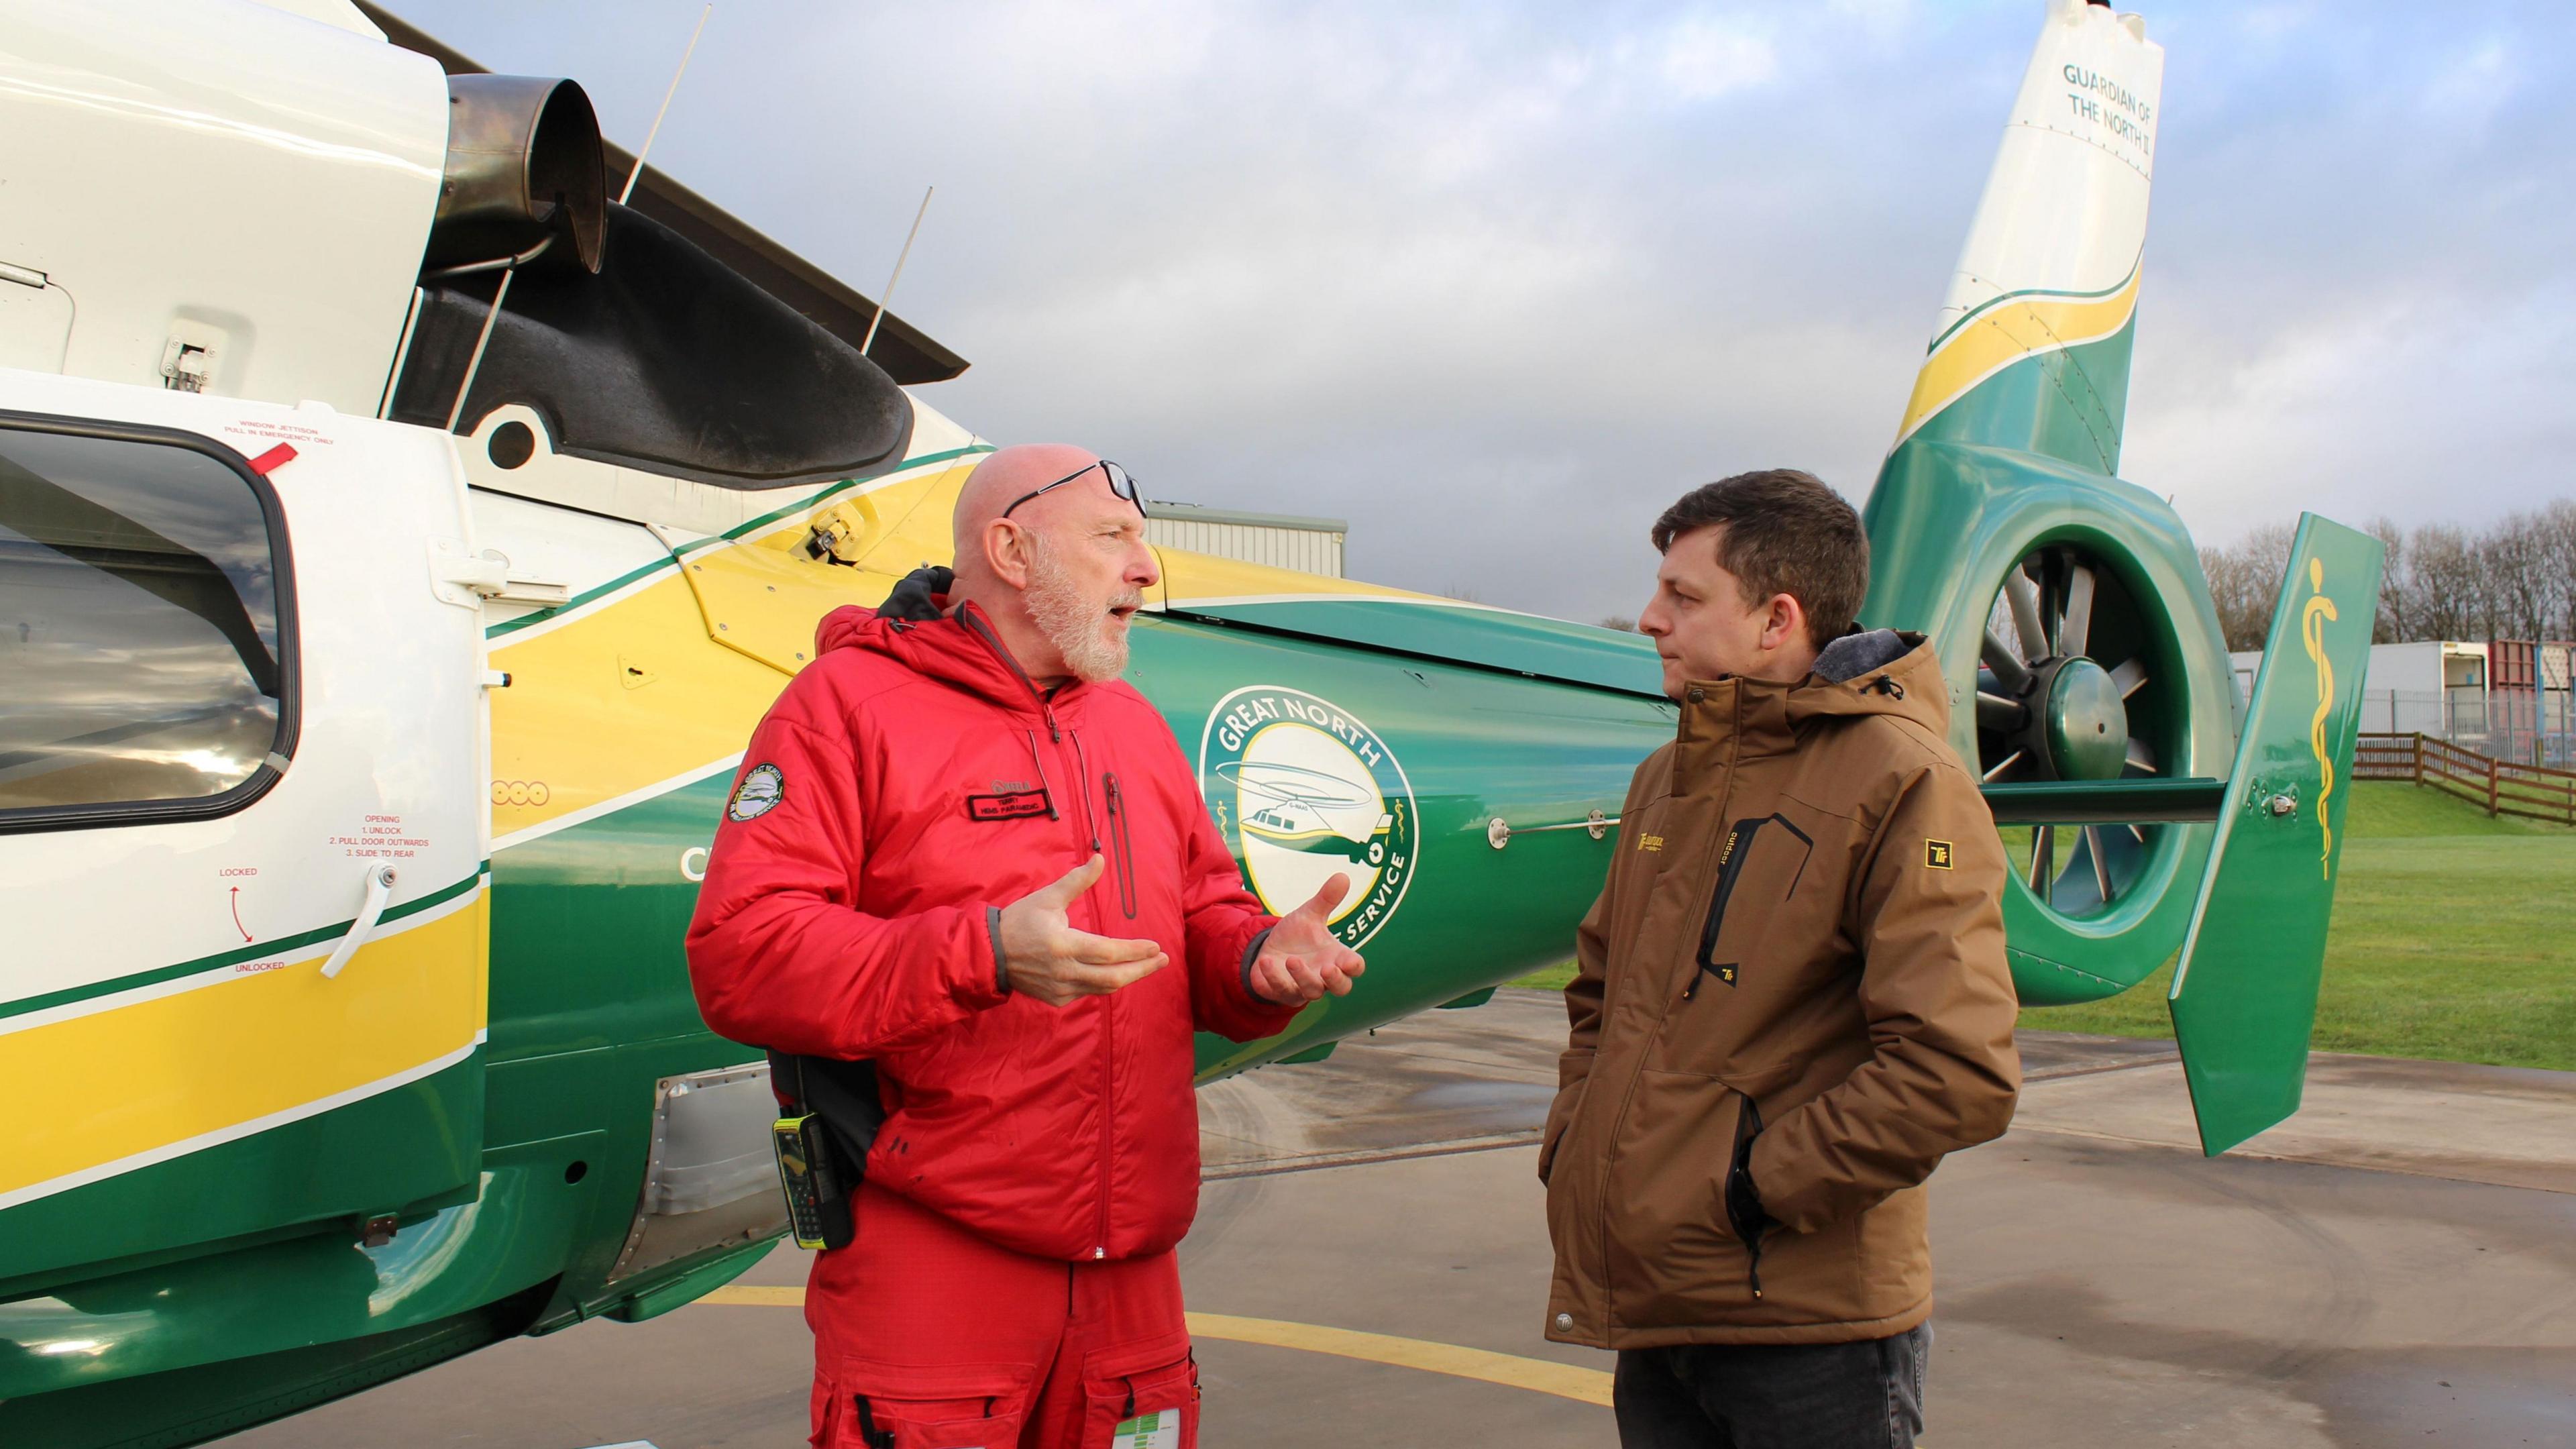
[{"left": 320, "top": 865, "right": 398, "bottom": 980}]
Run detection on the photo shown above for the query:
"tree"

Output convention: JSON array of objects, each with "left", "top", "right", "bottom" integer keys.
[
  {"left": 2407, "top": 524, "right": 2485, "bottom": 641},
  {"left": 2366, "top": 515, "right": 2408, "bottom": 643},
  {"left": 2485, "top": 508, "right": 2555, "bottom": 641},
  {"left": 2538, "top": 499, "right": 2576, "bottom": 642},
  {"left": 2199, "top": 521, "right": 2295, "bottom": 651},
  {"left": 2206, "top": 506, "right": 2573, "bottom": 651}
]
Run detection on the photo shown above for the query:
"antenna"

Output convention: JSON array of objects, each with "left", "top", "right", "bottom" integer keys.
[
  {"left": 861, "top": 185, "right": 934, "bottom": 358},
  {"left": 621, "top": 3, "right": 714, "bottom": 207},
  {"left": 441, "top": 7, "right": 707, "bottom": 436}
]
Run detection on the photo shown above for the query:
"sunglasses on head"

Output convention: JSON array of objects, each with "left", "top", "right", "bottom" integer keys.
[{"left": 1000, "top": 460, "right": 1146, "bottom": 521}]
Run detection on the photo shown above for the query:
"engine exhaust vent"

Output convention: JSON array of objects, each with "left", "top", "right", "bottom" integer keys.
[{"left": 428, "top": 75, "right": 606, "bottom": 274}]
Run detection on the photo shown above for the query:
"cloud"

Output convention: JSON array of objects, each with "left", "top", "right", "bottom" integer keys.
[
  {"left": 389, "top": 0, "right": 2576, "bottom": 623},
  {"left": 1651, "top": 14, "right": 1780, "bottom": 101},
  {"left": 2418, "top": 35, "right": 2521, "bottom": 129}
]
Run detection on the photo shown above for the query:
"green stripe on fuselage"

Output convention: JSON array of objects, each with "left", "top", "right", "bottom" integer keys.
[{"left": 0, "top": 867, "right": 489, "bottom": 1023}]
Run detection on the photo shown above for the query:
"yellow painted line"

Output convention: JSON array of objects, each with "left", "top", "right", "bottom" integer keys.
[
  {"left": 1185, "top": 1311, "right": 1612, "bottom": 1406},
  {"left": 694, "top": 1286, "right": 1612, "bottom": 1406},
  {"left": 702, "top": 1285, "right": 806, "bottom": 1306}
]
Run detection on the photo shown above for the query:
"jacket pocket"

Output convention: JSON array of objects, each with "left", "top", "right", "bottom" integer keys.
[
  {"left": 1536, "top": 1106, "right": 1571, "bottom": 1187},
  {"left": 1684, "top": 813, "right": 1815, "bottom": 998},
  {"left": 1599, "top": 1070, "right": 1753, "bottom": 1328},
  {"left": 1078, "top": 1336, "right": 1199, "bottom": 1449},
  {"left": 1104, "top": 772, "right": 1139, "bottom": 920},
  {"left": 1725, "top": 1094, "right": 1770, "bottom": 1302},
  {"left": 819, "top": 1361, "right": 1028, "bottom": 1449}
]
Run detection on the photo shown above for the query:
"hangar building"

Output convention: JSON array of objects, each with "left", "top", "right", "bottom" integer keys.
[{"left": 1146, "top": 500, "right": 1346, "bottom": 578}]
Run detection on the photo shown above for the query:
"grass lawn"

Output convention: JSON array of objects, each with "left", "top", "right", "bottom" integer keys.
[{"left": 1510, "top": 782, "right": 2576, "bottom": 1071}]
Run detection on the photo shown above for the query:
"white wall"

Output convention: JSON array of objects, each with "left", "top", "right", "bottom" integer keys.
[{"left": 1146, "top": 517, "right": 1344, "bottom": 577}]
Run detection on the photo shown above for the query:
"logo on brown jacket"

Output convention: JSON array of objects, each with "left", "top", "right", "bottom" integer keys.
[{"left": 1924, "top": 839, "right": 1955, "bottom": 870}]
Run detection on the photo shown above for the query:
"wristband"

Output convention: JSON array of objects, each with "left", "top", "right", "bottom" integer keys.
[{"left": 1239, "top": 927, "right": 1281, "bottom": 1006}]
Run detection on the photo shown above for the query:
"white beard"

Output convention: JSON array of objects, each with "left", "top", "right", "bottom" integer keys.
[{"left": 1026, "top": 535, "right": 1135, "bottom": 683}]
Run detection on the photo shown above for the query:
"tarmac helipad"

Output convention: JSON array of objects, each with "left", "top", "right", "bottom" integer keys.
[{"left": 221, "top": 989, "right": 2576, "bottom": 1448}]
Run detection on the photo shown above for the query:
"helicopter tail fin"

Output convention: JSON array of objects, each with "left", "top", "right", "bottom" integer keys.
[
  {"left": 1890, "top": 0, "right": 2161, "bottom": 476},
  {"left": 2166, "top": 514, "right": 2386, "bottom": 1155}
]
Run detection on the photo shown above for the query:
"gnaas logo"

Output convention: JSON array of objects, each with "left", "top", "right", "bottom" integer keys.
[{"left": 1198, "top": 685, "right": 1417, "bottom": 949}]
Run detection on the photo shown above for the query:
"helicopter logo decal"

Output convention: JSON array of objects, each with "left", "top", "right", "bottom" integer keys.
[
  {"left": 1199, "top": 686, "right": 1419, "bottom": 949},
  {"left": 727, "top": 763, "right": 786, "bottom": 822},
  {"left": 2299, "top": 555, "right": 2340, "bottom": 879}
]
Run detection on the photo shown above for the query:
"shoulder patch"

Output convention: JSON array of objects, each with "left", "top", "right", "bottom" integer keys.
[
  {"left": 728, "top": 763, "right": 786, "bottom": 822},
  {"left": 1924, "top": 839, "right": 1955, "bottom": 870}
]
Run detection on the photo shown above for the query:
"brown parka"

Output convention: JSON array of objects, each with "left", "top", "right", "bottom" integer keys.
[{"left": 1540, "top": 632, "right": 2019, "bottom": 1349}]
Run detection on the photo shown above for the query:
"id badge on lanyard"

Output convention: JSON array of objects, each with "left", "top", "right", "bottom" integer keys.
[{"left": 1109, "top": 1409, "right": 1180, "bottom": 1449}]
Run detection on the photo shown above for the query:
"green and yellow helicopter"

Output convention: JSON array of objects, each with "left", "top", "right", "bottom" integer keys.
[{"left": 0, "top": 1, "right": 2378, "bottom": 1444}]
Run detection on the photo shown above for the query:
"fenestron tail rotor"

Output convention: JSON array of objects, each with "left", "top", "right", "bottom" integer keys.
[{"left": 1972, "top": 543, "right": 2184, "bottom": 919}]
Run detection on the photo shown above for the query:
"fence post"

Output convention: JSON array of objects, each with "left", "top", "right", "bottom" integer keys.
[
  {"left": 2412, "top": 733, "right": 2424, "bottom": 787},
  {"left": 2488, "top": 754, "right": 2500, "bottom": 817}
]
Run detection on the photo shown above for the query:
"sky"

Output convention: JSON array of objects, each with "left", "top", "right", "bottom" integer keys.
[{"left": 389, "top": 0, "right": 2576, "bottom": 625}]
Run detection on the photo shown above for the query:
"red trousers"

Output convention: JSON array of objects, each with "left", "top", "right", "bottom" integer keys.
[{"left": 804, "top": 1181, "right": 1199, "bottom": 1449}]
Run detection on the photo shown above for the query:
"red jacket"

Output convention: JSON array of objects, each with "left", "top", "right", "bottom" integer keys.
[{"left": 685, "top": 602, "right": 1297, "bottom": 1263}]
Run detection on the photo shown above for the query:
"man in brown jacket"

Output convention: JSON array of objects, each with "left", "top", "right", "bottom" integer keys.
[{"left": 1541, "top": 470, "right": 2020, "bottom": 1447}]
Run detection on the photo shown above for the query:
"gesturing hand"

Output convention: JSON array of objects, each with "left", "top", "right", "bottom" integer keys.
[
  {"left": 1248, "top": 873, "right": 1368, "bottom": 1005},
  {"left": 997, "top": 855, "right": 1169, "bottom": 1008}
]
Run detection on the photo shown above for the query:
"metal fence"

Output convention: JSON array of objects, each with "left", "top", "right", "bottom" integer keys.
[
  {"left": 2356, "top": 689, "right": 2576, "bottom": 769},
  {"left": 2355, "top": 733, "right": 2576, "bottom": 826}
]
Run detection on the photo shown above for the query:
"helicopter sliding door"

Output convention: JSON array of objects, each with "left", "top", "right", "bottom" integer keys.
[{"left": 0, "top": 377, "right": 488, "bottom": 1290}]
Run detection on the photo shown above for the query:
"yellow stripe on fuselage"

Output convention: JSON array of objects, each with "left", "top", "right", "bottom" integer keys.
[
  {"left": 485, "top": 462, "right": 987, "bottom": 841},
  {"left": 488, "top": 566, "right": 791, "bottom": 843},
  {"left": 0, "top": 894, "right": 487, "bottom": 1206},
  {"left": 482, "top": 453, "right": 1440, "bottom": 844},
  {"left": 1894, "top": 266, "right": 2143, "bottom": 445}
]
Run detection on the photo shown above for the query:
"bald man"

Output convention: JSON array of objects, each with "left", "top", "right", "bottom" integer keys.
[{"left": 687, "top": 446, "right": 1364, "bottom": 1446}]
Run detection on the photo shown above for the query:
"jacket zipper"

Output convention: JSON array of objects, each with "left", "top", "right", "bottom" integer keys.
[
  {"left": 1683, "top": 812, "right": 1813, "bottom": 999},
  {"left": 960, "top": 608, "right": 1116, "bottom": 1256},
  {"left": 1591, "top": 687, "right": 1743, "bottom": 1338},
  {"left": 1070, "top": 729, "right": 1104, "bottom": 855},
  {"left": 1685, "top": 818, "right": 1767, "bottom": 998},
  {"left": 1093, "top": 965, "right": 1116, "bottom": 1259},
  {"left": 1022, "top": 731, "right": 1063, "bottom": 820},
  {"left": 963, "top": 606, "right": 1065, "bottom": 743},
  {"left": 1104, "top": 772, "right": 1138, "bottom": 920},
  {"left": 1733, "top": 1095, "right": 1767, "bottom": 1300}
]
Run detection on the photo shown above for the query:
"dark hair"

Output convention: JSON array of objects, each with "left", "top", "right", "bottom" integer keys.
[{"left": 1650, "top": 469, "right": 1868, "bottom": 647}]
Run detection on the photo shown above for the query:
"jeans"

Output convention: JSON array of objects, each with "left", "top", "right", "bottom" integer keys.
[{"left": 1612, "top": 1322, "right": 1931, "bottom": 1449}]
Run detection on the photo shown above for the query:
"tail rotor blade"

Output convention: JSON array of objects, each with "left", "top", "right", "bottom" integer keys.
[
  {"left": 2063, "top": 566, "right": 2097, "bottom": 658},
  {"left": 2006, "top": 568, "right": 2047, "bottom": 663},
  {"left": 1984, "top": 631, "right": 2033, "bottom": 695},
  {"left": 2110, "top": 657, "right": 2149, "bottom": 699}
]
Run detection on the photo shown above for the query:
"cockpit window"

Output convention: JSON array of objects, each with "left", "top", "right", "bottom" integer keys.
[{"left": 0, "top": 419, "right": 294, "bottom": 826}]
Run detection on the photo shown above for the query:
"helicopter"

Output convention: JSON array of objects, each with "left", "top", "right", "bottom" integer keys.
[{"left": 0, "top": 0, "right": 2379, "bottom": 1444}]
